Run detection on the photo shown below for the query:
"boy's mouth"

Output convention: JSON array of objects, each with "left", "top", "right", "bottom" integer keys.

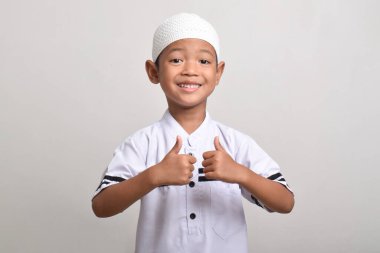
[{"left": 177, "top": 83, "right": 202, "bottom": 92}]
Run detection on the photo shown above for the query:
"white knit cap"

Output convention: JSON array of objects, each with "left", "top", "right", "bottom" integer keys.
[{"left": 152, "top": 13, "right": 220, "bottom": 62}]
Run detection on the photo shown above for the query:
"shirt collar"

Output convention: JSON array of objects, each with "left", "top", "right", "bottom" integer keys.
[{"left": 160, "top": 109, "right": 212, "bottom": 147}]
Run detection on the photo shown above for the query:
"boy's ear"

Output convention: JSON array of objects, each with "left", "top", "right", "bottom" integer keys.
[
  {"left": 215, "top": 61, "right": 225, "bottom": 85},
  {"left": 145, "top": 60, "right": 159, "bottom": 84}
]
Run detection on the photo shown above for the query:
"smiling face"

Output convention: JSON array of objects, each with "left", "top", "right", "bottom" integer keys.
[{"left": 146, "top": 38, "right": 225, "bottom": 113}]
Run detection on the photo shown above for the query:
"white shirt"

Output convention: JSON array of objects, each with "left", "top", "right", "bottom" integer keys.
[{"left": 95, "top": 110, "right": 291, "bottom": 253}]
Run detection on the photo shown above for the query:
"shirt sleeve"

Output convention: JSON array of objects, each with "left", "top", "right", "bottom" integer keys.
[
  {"left": 93, "top": 134, "right": 147, "bottom": 198},
  {"left": 235, "top": 136, "right": 293, "bottom": 210}
]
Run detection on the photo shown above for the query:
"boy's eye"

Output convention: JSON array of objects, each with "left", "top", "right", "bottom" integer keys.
[
  {"left": 200, "top": 59, "right": 210, "bottom": 64},
  {"left": 170, "top": 58, "right": 182, "bottom": 64}
]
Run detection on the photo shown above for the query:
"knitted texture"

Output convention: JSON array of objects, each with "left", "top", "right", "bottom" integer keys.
[{"left": 152, "top": 13, "right": 220, "bottom": 62}]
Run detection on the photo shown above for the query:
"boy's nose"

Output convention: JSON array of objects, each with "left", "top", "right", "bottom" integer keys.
[{"left": 181, "top": 61, "right": 198, "bottom": 76}]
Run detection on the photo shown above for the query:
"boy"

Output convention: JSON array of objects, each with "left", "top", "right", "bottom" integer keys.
[{"left": 92, "top": 13, "right": 294, "bottom": 253}]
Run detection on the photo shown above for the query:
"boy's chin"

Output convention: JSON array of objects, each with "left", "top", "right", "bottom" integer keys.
[{"left": 167, "top": 101, "right": 208, "bottom": 111}]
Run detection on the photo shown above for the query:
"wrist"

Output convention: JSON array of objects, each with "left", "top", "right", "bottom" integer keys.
[
  {"left": 146, "top": 164, "right": 162, "bottom": 188},
  {"left": 235, "top": 164, "right": 253, "bottom": 186}
]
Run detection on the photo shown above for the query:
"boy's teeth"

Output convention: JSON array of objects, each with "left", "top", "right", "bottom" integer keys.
[{"left": 179, "top": 84, "right": 200, "bottom": 88}]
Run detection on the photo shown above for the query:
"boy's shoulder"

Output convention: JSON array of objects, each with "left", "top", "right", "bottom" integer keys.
[
  {"left": 123, "top": 120, "right": 161, "bottom": 142},
  {"left": 212, "top": 118, "right": 252, "bottom": 141},
  {"left": 210, "top": 118, "right": 261, "bottom": 153}
]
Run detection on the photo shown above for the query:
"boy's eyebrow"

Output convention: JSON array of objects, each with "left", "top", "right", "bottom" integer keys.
[
  {"left": 199, "top": 49, "right": 215, "bottom": 57},
  {"left": 167, "top": 48, "right": 185, "bottom": 53}
]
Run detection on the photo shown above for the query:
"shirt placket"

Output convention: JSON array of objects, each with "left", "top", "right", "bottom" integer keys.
[{"left": 184, "top": 136, "right": 203, "bottom": 235}]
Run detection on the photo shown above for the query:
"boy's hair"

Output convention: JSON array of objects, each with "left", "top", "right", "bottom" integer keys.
[{"left": 152, "top": 13, "right": 220, "bottom": 63}]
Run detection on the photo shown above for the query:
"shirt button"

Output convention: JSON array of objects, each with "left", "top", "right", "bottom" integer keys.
[
  {"left": 189, "top": 181, "right": 195, "bottom": 188},
  {"left": 190, "top": 213, "right": 196, "bottom": 220}
]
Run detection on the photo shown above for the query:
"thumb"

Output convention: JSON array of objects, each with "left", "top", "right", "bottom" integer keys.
[
  {"left": 214, "top": 136, "right": 225, "bottom": 151},
  {"left": 169, "top": 136, "right": 182, "bottom": 154}
]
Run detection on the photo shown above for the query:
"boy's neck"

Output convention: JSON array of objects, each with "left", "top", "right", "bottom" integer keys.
[{"left": 168, "top": 106, "right": 206, "bottom": 135}]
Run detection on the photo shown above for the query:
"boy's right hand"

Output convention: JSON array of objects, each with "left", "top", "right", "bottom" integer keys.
[{"left": 150, "top": 136, "right": 196, "bottom": 186}]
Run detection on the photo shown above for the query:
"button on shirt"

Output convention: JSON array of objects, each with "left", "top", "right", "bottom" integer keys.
[{"left": 94, "top": 110, "right": 292, "bottom": 253}]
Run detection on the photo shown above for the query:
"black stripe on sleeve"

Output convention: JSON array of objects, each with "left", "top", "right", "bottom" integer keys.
[
  {"left": 268, "top": 173, "right": 282, "bottom": 181},
  {"left": 95, "top": 175, "right": 126, "bottom": 192},
  {"left": 267, "top": 173, "right": 292, "bottom": 191},
  {"left": 96, "top": 181, "right": 110, "bottom": 191},
  {"left": 103, "top": 175, "right": 126, "bottom": 183},
  {"left": 251, "top": 195, "right": 263, "bottom": 208},
  {"left": 267, "top": 173, "right": 291, "bottom": 187}
]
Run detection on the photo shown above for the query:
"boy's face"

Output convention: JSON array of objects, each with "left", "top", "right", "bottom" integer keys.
[{"left": 146, "top": 38, "right": 225, "bottom": 112}]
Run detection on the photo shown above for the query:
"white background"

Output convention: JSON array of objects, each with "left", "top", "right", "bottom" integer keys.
[{"left": 1, "top": 0, "right": 379, "bottom": 252}]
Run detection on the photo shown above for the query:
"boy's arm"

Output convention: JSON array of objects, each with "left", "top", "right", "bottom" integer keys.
[
  {"left": 92, "top": 136, "right": 196, "bottom": 218},
  {"left": 202, "top": 137, "right": 294, "bottom": 213},
  {"left": 92, "top": 167, "right": 157, "bottom": 218},
  {"left": 233, "top": 166, "right": 294, "bottom": 213}
]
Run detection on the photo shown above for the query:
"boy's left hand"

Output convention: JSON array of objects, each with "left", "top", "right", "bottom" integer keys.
[{"left": 202, "top": 136, "right": 243, "bottom": 183}]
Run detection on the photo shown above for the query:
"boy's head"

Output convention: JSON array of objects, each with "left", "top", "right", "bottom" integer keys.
[
  {"left": 152, "top": 13, "right": 220, "bottom": 65},
  {"left": 145, "top": 13, "right": 225, "bottom": 111}
]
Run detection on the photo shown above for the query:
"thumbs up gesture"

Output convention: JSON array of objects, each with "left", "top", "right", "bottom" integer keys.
[
  {"left": 202, "top": 136, "right": 241, "bottom": 183},
  {"left": 152, "top": 136, "right": 196, "bottom": 186}
]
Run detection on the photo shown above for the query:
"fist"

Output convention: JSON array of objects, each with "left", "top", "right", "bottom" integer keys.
[
  {"left": 154, "top": 136, "right": 196, "bottom": 186},
  {"left": 202, "top": 136, "right": 240, "bottom": 183}
]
